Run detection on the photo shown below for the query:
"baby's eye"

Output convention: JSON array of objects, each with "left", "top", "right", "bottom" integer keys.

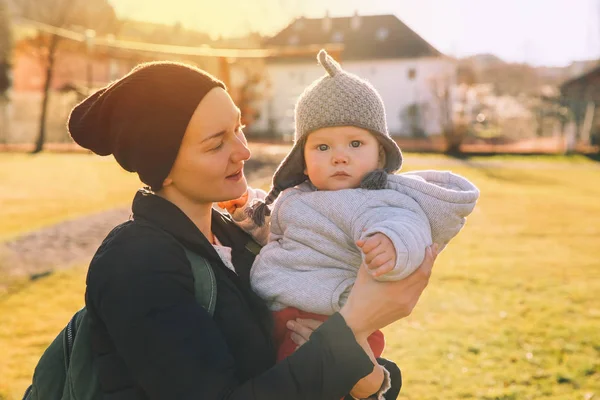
[
  {"left": 317, "top": 144, "right": 329, "bottom": 151},
  {"left": 350, "top": 140, "right": 362, "bottom": 148}
]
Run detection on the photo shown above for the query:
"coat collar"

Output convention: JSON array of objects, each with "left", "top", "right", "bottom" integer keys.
[{"left": 131, "top": 189, "right": 258, "bottom": 284}]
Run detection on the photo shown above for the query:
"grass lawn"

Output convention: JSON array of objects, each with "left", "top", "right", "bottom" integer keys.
[
  {"left": 0, "top": 152, "right": 141, "bottom": 241},
  {"left": 1, "top": 152, "right": 599, "bottom": 399}
]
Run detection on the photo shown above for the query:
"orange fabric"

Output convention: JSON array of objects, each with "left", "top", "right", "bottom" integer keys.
[
  {"left": 273, "top": 307, "right": 385, "bottom": 362},
  {"left": 217, "top": 191, "right": 249, "bottom": 213}
]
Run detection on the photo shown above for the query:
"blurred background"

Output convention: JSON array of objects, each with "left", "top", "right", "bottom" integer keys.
[
  {"left": 0, "top": 0, "right": 599, "bottom": 153},
  {"left": 0, "top": 1, "right": 599, "bottom": 399}
]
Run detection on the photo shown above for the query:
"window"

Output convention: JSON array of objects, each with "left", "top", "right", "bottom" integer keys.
[
  {"left": 332, "top": 31, "right": 344, "bottom": 42},
  {"left": 408, "top": 68, "right": 417, "bottom": 80}
]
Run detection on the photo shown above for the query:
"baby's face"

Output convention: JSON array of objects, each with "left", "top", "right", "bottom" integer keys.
[{"left": 303, "top": 126, "right": 383, "bottom": 191}]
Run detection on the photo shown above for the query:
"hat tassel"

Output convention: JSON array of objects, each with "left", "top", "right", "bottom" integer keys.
[
  {"left": 360, "top": 169, "right": 389, "bottom": 190},
  {"left": 246, "top": 200, "right": 271, "bottom": 227}
]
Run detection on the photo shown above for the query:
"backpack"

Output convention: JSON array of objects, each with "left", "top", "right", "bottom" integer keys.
[{"left": 22, "top": 241, "right": 217, "bottom": 400}]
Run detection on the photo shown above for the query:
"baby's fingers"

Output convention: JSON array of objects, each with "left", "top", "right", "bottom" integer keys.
[
  {"left": 367, "top": 252, "right": 391, "bottom": 269},
  {"left": 369, "top": 260, "right": 395, "bottom": 278},
  {"left": 360, "top": 236, "right": 381, "bottom": 254}
]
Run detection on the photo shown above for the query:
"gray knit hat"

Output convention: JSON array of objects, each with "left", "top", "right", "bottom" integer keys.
[{"left": 249, "top": 49, "right": 403, "bottom": 225}]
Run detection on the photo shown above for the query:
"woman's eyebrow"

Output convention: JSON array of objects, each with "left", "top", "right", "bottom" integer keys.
[
  {"left": 202, "top": 108, "right": 242, "bottom": 143},
  {"left": 201, "top": 131, "right": 225, "bottom": 143}
]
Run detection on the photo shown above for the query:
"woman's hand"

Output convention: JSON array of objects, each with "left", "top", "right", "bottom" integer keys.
[
  {"left": 349, "top": 338, "right": 387, "bottom": 399},
  {"left": 287, "top": 318, "right": 324, "bottom": 349},
  {"left": 289, "top": 318, "right": 385, "bottom": 398},
  {"left": 340, "top": 244, "right": 439, "bottom": 341}
]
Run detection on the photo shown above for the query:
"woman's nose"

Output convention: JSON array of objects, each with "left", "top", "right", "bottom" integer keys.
[{"left": 232, "top": 133, "right": 251, "bottom": 162}]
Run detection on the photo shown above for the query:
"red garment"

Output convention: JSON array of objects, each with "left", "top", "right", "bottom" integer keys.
[{"left": 273, "top": 307, "right": 385, "bottom": 362}]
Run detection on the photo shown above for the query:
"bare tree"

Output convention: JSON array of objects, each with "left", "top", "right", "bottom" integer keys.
[
  {"left": 431, "top": 75, "right": 468, "bottom": 155},
  {"left": 399, "top": 103, "right": 427, "bottom": 138},
  {"left": 0, "top": 0, "right": 9, "bottom": 94},
  {"left": 0, "top": 0, "right": 10, "bottom": 144},
  {"left": 13, "top": 0, "right": 116, "bottom": 152},
  {"left": 237, "top": 70, "right": 267, "bottom": 129}
]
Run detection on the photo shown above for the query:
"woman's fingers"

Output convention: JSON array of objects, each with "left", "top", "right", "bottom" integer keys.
[
  {"left": 286, "top": 318, "right": 324, "bottom": 345},
  {"left": 432, "top": 243, "right": 440, "bottom": 257},
  {"left": 355, "top": 261, "right": 371, "bottom": 284},
  {"left": 295, "top": 318, "right": 324, "bottom": 330},
  {"left": 339, "top": 245, "right": 441, "bottom": 337},
  {"left": 402, "top": 245, "right": 437, "bottom": 285},
  {"left": 290, "top": 332, "right": 306, "bottom": 346},
  {"left": 387, "top": 244, "right": 439, "bottom": 317}
]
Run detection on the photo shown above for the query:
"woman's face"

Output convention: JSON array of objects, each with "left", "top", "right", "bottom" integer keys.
[{"left": 162, "top": 87, "right": 250, "bottom": 204}]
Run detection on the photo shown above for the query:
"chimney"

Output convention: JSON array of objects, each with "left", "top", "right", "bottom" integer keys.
[
  {"left": 351, "top": 10, "right": 361, "bottom": 31},
  {"left": 322, "top": 10, "right": 332, "bottom": 32},
  {"left": 294, "top": 16, "right": 305, "bottom": 31}
]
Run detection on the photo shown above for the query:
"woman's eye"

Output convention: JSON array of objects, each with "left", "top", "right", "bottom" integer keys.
[
  {"left": 317, "top": 144, "right": 329, "bottom": 151},
  {"left": 212, "top": 142, "right": 224, "bottom": 151},
  {"left": 350, "top": 140, "right": 362, "bottom": 148}
]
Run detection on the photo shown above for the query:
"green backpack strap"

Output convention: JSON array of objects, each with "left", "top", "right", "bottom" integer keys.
[
  {"left": 135, "top": 218, "right": 217, "bottom": 316},
  {"left": 182, "top": 247, "right": 217, "bottom": 316}
]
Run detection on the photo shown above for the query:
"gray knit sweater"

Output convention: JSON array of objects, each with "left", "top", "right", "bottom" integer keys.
[{"left": 227, "top": 170, "right": 479, "bottom": 315}]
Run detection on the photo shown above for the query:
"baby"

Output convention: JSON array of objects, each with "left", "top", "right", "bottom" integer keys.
[{"left": 218, "top": 50, "right": 480, "bottom": 368}]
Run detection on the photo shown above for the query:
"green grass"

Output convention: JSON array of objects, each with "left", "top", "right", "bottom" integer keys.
[
  {"left": 0, "top": 153, "right": 141, "bottom": 241},
  {"left": 387, "top": 156, "right": 600, "bottom": 399},
  {"left": 1, "top": 152, "right": 599, "bottom": 399},
  {"left": 0, "top": 267, "right": 87, "bottom": 400}
]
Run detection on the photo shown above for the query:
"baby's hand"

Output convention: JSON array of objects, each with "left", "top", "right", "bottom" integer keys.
[
  {"left": 356, "top": 233, "right": 396, "bottom": 278},
  {"left": 217, "top": 191, "right": 249, "bottom": 214}
]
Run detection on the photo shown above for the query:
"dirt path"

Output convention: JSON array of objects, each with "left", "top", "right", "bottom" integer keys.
[
  {"left": 0, "top": 159, "right": 279, "bottom": 283},
  {"left": 1, "top": 207, "right": 131, "bottom": 278}
]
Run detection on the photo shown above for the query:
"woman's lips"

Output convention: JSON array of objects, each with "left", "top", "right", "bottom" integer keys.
[{"left": 226, "top": 170, "right": 243, "bottom": 181}]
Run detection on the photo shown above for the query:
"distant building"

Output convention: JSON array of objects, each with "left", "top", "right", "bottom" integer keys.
[
  {"left": 561, "top": 64, "right": 600, "bottom": 144},
  {"left": 252, "top": 13, "right": 456, "bottom": 138}
]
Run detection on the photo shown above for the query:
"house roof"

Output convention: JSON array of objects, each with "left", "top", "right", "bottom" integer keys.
[
  {"left": 263, "top": 14, "right": 442, "bottom": 62},
  {"left": 560, "top": 64, "right": 600, "bottom": 92}
]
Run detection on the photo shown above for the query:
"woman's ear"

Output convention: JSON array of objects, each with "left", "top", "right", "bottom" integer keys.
[
  {"left": 162, "top": 176, "right": 173, "bottom": 187},
  {"left": 378, "top": 145, "right": 386, "bottom": 169}
]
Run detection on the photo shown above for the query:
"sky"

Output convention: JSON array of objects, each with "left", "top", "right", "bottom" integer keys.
[{"left": 109, "top": 0, "right": 600, "bottom": 67}]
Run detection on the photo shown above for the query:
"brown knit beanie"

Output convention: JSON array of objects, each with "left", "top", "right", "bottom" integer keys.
[{"left": 68, "top": 61, "right": 225, "bottom": 191}]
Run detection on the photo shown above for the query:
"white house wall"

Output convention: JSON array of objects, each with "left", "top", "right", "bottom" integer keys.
[{"left": 252, "top": 57, "right": 456, "bottom": 137}]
